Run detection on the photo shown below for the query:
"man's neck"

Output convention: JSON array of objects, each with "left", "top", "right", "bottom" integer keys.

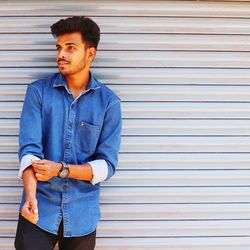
[{"left": 65, "top": 70, "right": 90, "bottom": 92}]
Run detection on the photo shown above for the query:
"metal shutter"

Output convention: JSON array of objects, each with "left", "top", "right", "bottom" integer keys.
[{"left": 1, "top": 1, "right": 250, "bottom": 249}]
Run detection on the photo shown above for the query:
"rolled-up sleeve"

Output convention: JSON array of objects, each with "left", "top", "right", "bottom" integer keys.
[
  {"left": 18, "top": 85, "right": 44, "bottom": 179},
  {"left": 88, "top": 98, "right": 122, "bottom": 184},
  {"left": 88, "top": 159, "right": 108, "bottom": 185},
  {"left": 18, "top": 154, "right": 41, "bottom": 179}
]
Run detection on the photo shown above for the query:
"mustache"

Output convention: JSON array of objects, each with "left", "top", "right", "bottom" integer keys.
[{"left": 57, "top": 59, "right": 70, "bottom": 63}]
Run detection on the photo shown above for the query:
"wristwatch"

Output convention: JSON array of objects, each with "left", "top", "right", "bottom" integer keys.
[{"left": 58, "top": 161, "right": 70, "bottom": 178}]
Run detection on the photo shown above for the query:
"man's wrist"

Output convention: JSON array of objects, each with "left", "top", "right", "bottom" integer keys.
[
  {"left": 55, "top": 162, "right": 62, "bottom": 177},
  {"left": 26, "top": 194, "right": 36, "bottom": 201},
  {"left": 25, "top": 187, "right": 36, "bottom": 200},
  {"left": 58, "top": 162, "right": 70, "bottom": 178}
]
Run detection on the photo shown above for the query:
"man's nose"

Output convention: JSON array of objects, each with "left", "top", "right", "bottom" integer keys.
[{"left": 58, "top": 49, "right": 66, "bottom": 60}]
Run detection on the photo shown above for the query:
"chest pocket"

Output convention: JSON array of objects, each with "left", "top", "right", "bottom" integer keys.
[{"left": 75, "top": 121, "right": 101, "bottom": 154}]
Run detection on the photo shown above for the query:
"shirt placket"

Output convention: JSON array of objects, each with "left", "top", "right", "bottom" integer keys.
[
  {"left": 61, "top": 89, "right": 91, "bottom": 237},
  {"left": 61, "top": 97, "right": 75, "bottom": 236}
]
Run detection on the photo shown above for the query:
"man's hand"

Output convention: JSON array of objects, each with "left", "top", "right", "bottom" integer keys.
[
  {"left": 21, "top": 198, "right": 39, "bottom": 224},
  {"left": 32, "top": 159, "right": 61, "bottom": 181}
]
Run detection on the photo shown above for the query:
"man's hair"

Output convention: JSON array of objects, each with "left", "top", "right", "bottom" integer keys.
[{"left": 50, "top": 16, "right": 100, "bottom": 49}]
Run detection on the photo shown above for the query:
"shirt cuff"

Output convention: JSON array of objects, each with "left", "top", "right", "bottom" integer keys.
[
  {"left": 87, "top": 159, "right": 108, "bottom": 185},
  {"left": 18, "top": 154, "right": 41, "bottom": 180}
]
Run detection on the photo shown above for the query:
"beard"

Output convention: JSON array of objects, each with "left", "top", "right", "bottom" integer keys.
[{"left": 58, "top": 57, "right": 86, "bottom": 76}]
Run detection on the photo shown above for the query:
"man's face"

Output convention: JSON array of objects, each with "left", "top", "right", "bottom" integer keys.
[{"left": 56, "top": 32, "right": 92, "bottom": 76}]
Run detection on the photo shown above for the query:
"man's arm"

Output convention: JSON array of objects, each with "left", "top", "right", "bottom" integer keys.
[
  {"left": 21, "top": 166, "right": 38, "bottom": 224},
  {"left": 68, "top": 163, "right": 93, "bottom": 180},
  {"left": 32, "top": 160, "right": 93, "bottom": 181}
]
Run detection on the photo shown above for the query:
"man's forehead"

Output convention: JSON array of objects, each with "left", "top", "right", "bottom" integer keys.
[{"left": 56, "top": 32, "right": 84, "bottom": 45}]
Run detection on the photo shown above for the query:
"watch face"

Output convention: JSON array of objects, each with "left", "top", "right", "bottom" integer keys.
[{"left": 60, "top": 169, "right": 69, "bottom": 178}]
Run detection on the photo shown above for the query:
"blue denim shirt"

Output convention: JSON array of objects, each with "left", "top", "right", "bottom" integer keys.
[{"left": 18, "top": 72, "right": 122, "bottom": 237}]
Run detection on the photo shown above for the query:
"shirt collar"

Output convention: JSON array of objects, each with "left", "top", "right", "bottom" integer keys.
[{"left": 53, "top": 71, "right": 101, "bottom": 92}]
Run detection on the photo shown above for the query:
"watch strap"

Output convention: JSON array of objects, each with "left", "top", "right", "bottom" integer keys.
[{"left": 58, "top": 161, "right": 69, "bottom": 177}]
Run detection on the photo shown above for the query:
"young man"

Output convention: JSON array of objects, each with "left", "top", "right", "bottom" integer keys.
[{"left": 14, "top": 16, "right": 122, "bottom": 250}]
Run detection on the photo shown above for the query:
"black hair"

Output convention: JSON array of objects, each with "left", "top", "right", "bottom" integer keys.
[{"left": 50, "top": 16, "right": 100, "bottom": 49}]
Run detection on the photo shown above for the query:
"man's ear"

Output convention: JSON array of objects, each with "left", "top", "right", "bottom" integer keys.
[{"left": 87, "top": 47, "right": 96, "bottom": 63}]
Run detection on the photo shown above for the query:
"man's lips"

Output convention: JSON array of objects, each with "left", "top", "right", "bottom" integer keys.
[{"left": 57, "top": 61, "right": 70, "bottom": 66}]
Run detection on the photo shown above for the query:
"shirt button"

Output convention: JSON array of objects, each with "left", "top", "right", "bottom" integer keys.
[
  {"left": 65, "top": 143, "right": 71, "bottom": 148},
  {"left": 63, "top": 185, "right": 67, "bottom": 190},
  {"left": 71, "top": 104, "right": 75, "bottom": 109},
  {"left": 63, "top": 203, "right": 67, "bottom": 209}
]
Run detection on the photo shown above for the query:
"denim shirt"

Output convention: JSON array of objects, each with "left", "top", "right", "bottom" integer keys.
[{"left": 18, "top": 72, "right": 122, "bottom": 237}]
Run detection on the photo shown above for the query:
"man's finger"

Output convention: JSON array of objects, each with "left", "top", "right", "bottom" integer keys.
[
  {"left": 30, "top": 214, "right": 39, "bottom": 224},
  {"left": 21, "top": 212, "right": 28, "bottom": 221},
  {"left": 33, "top": 207, "right": 38, "bottom": 214},
  {"left": 22, "top": 205, "right": 31, "bottom": 215},
  {"left": 21, "top": 209, "right": 30, "bottom": 218},
  {"left": 21, "top": 208, "right": 32, "bottom": 221},
  {"left": 30, "top": 200, "right": 38, "bottom": 214},
  {"left": 21, "top": 211, "right": 39, "bottom": 224},
  {"left": 21, "top": 211, "right": 28, "bottom": 221},
  {"left": 32, "top": 166, "right": 46, "bottom": 173},
  {"left": 35, "top": 173, "right": 43, "bottom": 179},
  {"left": 35, "top": 173, "right": 47, "bottom": 181},
  {"left": 32, "top": 162, "right": 46, "bottom": 169},
  {"left": 32, "top": 159, "right": 47, "bottom": 164}
]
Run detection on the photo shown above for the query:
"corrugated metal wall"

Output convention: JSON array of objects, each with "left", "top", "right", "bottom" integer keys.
[{"left": 1, "top": 0, "right": 250, "bottom": 249}]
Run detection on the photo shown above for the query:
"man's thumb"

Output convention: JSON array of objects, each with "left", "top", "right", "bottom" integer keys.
[{"left": 31, "top": 200, "right": 38, "bottom": 214}]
